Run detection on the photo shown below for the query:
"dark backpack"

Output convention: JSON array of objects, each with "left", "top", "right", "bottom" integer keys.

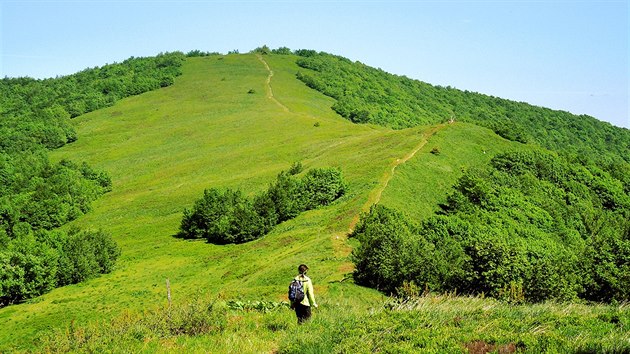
[{"left": 288, "top": 279, "right": 305, "bottom": 303}]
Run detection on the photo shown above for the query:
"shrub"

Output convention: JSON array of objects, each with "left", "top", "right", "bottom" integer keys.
[
  {"left": 271, "top": 46, "right": 292, "bottom": 55},
  {"left": 351, "top": 205, "right": 433, "bottom": 294},
  {"left": 267, "top": 171, "right": 307, "bottom": 223},
  {"left": 56, "top": 228, "right": 121, "bottom": 286},
  {"left": 302, "top": 168, "right": 346, "bottom": 209},
  {"left": 0, "top": 234, "right": 58, "bottom": 306},
  {"left": 0, "top": 228, "right": 120, "bottom": 306},
  {"left": 178, "top": 167, "right": 346, "bottom": 244},
  {"left": 178, "top": 188, "right": 265, "bottom": 244}
]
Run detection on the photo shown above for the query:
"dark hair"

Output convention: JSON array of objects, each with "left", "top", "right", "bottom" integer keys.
[{"left": 298, "top": 264, "right": 309, "bottom": 274}]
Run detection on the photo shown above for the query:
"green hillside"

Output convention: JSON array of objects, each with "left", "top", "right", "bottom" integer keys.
[
  {"left": 294, "top": 51, "right": 630, "bottom": 164},
  {"left": 0, "top": 53, "right": 424, "bottom": 350},
  {"left": 1, "top": 52, "right": 628, "bottom": 352}
]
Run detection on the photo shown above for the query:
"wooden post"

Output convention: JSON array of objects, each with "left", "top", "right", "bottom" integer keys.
[{"left": 166, "top": 278, "right": 172, "bottom": 308}]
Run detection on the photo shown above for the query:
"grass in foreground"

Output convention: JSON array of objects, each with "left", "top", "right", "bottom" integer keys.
[{"left": 36, "top": 287, "right": 629, "bottom": 353}]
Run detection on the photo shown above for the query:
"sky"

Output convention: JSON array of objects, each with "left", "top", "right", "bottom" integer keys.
[{"left": 1, "top": 0, "right": 628, "bottom": 128}]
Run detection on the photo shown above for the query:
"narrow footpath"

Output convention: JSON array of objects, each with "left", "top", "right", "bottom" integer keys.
[
  {"left": 255, "top": 53, "right": 445, "bottom": 268},
  {"left": 256, "top": 54, "right": 290, "bottom": 113},
  {"left": 348, "top": 124, "right": 443, "bottom": 232},
  {"left": 333, "top": 124, "right": 445, "bottom": 267}
]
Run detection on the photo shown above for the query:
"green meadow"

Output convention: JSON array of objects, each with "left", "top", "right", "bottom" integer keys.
[{"left": 1, "top": 54, "right": 628, "bottom": 353}]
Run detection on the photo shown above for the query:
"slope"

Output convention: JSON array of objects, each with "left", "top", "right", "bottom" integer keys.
[
  {"left": 2, "top": 52, "right": 623, "bottom": 353},
  {"left": 0, "top": 53, "right": 440, "bottom": 350}
]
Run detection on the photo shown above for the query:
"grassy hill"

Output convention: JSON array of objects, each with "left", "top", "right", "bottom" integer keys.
[
  {"left": 1, "top": 53, "right": 628, "bottom": 353},
  {"left": 0, "top": 53, "right": 427, "bottom": 349}
]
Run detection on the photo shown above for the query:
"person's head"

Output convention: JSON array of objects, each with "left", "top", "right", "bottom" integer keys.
[{"left": 298, "top": 264, "right": 309, "bottom": 275}]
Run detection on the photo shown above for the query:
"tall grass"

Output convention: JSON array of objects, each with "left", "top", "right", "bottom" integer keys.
[
  {"left": 39, "top": 296, "right": 226, "bottom": 353},
  {"left": 36, "top": 292, "right": 629, "bottom": 353},
  {"left": 278, "top": 293, "right": 630, "bottom": 353}
]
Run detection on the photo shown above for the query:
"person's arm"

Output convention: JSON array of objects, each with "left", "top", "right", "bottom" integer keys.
[{"left": 307, "top": 279, "right": 317, "bottom": 307}]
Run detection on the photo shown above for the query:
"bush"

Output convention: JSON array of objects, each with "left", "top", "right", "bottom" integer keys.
[
  {"left": 178, "top": 188, "right": 265, "bottom": 244},
  {"left": 303, "top": 168, "right": 346, "bottom": 209},
  {"left": 0, "top": 228, "right": 120, "bottom": 307},
  {"left": 0, "top": 233, "right": 58, "bottom": 306},
  {"left": 267, "top": 172, "right": 307, "bottom": 223},
  {"left": 351, "top": 205, "right": 433, "bottom": 294},
  {"left": 178, "top": 166, "right": 346, "bottom": 244},
  {"left": 56, "top": 228, "right": 121, "bottom": 286},
  {"left": 271, "top": 46, "right": 292, "bottom": 55}
]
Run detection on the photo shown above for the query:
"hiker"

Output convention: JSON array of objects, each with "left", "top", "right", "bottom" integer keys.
[{"left": 289, "top": 264, "right": 318, "bottom": 324}]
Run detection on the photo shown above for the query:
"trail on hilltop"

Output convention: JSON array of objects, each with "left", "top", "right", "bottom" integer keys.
[{"left": 256, "top": 54, "right": 290, "bottom": 113}]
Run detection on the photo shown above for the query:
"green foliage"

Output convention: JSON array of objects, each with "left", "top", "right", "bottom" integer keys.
[
  {"left": 351, "top": 205, "right": 428, "bottom": 294},
  {"left": 302, "top": 168, "right": 346, "bottom": 209},
  {"left": 178, "top": 188, "right": 266, "bottom": 244},
  {"left": 0, "top": 232, "right": 58, "bottom": 306},
  {"left": 252, "top": 45, "right": 271, "bottom": 55},
  {"left": 178, "top": 167, "right": 346, "bottom": 244},
  {"left": 287, "top": 161, "right": 303, "bottom": 175},
  {"left": 227, "top": 300, "right": 290, "bottom": 313},
  {"left": 55, "top": 229, "right": 121, "bottom": 286},
  {"left": 293, "top": 49, "right": 319, "bottom": 57},
  {"left": 353, "top": 150, "right": 630, "bottom": 303},
  {"left": 0, "top": 52, "right": 183, "bottom": 307},
  {"left": 0, "top": 155, "right": 110, "bottom": 236},
  {"left": 294, "top": 52, "right": 630, "bottom": 165},
  {"left": 185, "top": 49, "right": 221, "bottom": 57},
  {"left": 271, "top": 46, "right": 293, "bottom": 55},
  {"left": 0, "top": 228, "right": 120, "bottom": 307}
]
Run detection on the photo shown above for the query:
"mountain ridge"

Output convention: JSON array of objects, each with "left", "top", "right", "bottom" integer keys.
[{"left": 0, "top": 49, "right": 628, "bottom": 352}]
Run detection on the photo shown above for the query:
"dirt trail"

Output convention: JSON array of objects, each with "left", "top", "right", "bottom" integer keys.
[
  {"left": 254, "top": 53, "right": 444, "bottom": 266},
  {"left": 256, "top": 54, "right": 290, "bottom": 113},
  {"left": 347, "top": 124, "right": 442, "bottom": 232},
  {"left": 331, "top": 125, "right": 445, "bottom": 263}
]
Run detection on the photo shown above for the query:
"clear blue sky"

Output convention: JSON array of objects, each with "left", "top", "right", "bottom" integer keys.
[{"left": 2, "top": 0, "right": 628, "bottom": 128}]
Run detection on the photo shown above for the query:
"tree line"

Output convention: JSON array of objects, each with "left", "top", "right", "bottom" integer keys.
[
  {"left": 0, "top": 52, "right": 186, "bottom": 306},
  {"left": 292, "top": 51, "right": 630, "bottom": 166}
]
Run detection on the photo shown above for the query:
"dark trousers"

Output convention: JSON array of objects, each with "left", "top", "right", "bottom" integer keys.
[{"left": 294, "top": 303, "right": 312, "bottom": 324}]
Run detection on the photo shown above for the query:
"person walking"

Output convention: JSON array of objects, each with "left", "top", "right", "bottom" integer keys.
[{"left": 290, "top": 264, "right": 317, "bottom": 324}]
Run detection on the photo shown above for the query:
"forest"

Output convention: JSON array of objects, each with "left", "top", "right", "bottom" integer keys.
[
  {"left": 0, "top": 52, "right": 185, "bottom": 306},
  {"left": 351, "top": 149, "right": 629, "bottom": 303},
  {"left": 294, "top": 51, "right": 630, "bottom": 166}
]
